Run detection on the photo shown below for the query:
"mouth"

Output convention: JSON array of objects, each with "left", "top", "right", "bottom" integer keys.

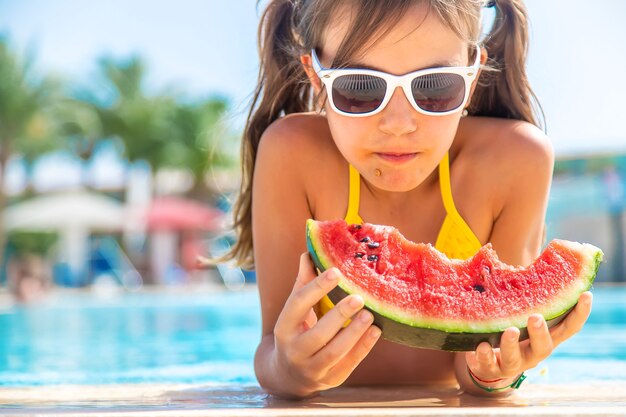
[{"left": 375, "top": 152, "right": 420, "bottom": 164}]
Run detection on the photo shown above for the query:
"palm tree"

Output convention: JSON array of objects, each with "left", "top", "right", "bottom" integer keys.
[
  {"left": 0, "top": 37, "right": 61, "bottom": 260},
  {"left": 167, "top": 97, "right": 236, "bottom": 201},
  {"left": 93, "top": 54, "right": 237, "bottom": 201},
  {"left": 93, "top": 54, "right": 178, "bottom": 176},
  {"left": 55, "top": 97, "right": 106, "bottom": 187}
]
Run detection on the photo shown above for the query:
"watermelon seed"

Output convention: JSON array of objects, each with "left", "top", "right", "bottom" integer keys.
[
  {"left": 367, "top": 242, "right": 380, "bottom": 249},
  {"left": 349, "top": 224, "right": 363, "bottom": 234},
  {"left": 367, "top": 254, "right": 379, "bottom": 262},
  {"left": 472, "top": 284, "right": 486, "bottom": 293},
  {"left": 360, "top": 237, "right": 370, "bottom": 243},
  {"left": 355, "top": 252, "right": 365, "bottom": 258}
]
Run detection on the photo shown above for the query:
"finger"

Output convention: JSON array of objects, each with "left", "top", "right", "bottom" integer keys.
[
  {"left": 523, "top": 314, "right": 553, "bottom": 366},
  {"left": 309, "top": 307, "right": 374, "bottom": 369},
  {"left": 295, "top": 254, "right": 320, "bottom": 331},
  {"left": 295, "top": 294, "right": 365, "bottom": 355},
  {"left": 302, "top": 308, "right": 318, "bottom": 331},
  {"left": 499, "top": 327, "right": 524, "bottom": 377},
  {"left": 322, "top": 325, "right": 382, "bottom": 386},
  {"left": 549, "top": 291, "right": 593, "bottom": 347},
  {"left": 468, "top": 342, "right": 500, "bottom": 379},
  {"left": 281, "top": 267, "right": 341, "bottom": 330},
  {"left": 293, "top": 253, "right": 318, "bottom": 291}
]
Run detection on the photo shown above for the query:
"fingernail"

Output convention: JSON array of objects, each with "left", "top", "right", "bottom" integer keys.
[
  {"left": 359, "top": 310, "right": 373, "bottom": 323},
  {"left": 478, "top": 344, "right": 490, "bottom": 356},
  {"left": 534, "top": 317, "right": 544, "bottom": 328},
  {"left": 349, "top": 295, "right": 364, "bottom": 308},
  {"left": 325, "top": 269, "right": 339, "bottom": 282}
]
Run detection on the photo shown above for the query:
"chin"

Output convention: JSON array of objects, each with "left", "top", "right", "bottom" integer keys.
[{"left": 374, "top": 174, "right": 423, "bottom": 192}]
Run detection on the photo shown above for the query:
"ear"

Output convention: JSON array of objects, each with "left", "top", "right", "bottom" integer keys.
[
  {"left": 300, "top": 54, "right": 323, "bottom": 95},
  {"left": 466, "top": 46, "right": 488, "bottom": 107}
]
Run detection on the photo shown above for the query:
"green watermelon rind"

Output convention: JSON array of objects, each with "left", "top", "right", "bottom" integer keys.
[{"left": 306, "top": 219, "right": 602, "bottom": 343}]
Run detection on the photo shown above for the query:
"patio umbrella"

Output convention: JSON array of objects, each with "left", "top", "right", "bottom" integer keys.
[
  {"left": 145, "top": 197, "right": 223, "bottom": 232},
  {"left": 3, "top": 191, "right": 125, "bottom": 231},
  {"left": 3, "top": 191, "right": 126, "bottom": 279}
]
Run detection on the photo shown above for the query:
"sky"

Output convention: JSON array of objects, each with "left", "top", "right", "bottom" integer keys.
[{"left": 1, "top": 0, "right": 625, "bottom": 160}]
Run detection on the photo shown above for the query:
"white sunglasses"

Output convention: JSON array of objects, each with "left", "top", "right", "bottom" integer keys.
[{"left": 311, "top": 45, "right": 481, "bottom": 117}]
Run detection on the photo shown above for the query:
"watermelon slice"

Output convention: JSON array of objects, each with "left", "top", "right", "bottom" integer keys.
[{"left": 306, "top": 219, "right": 603, "bottom": 351}]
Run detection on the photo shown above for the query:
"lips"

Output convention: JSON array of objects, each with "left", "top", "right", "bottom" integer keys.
[{"left": 375, "top": 152, "right": 420, "bottom": 164}]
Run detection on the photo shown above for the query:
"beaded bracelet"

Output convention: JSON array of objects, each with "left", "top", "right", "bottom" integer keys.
[{"left": 467, "top": 367, "right": 527, "bottom": 392}]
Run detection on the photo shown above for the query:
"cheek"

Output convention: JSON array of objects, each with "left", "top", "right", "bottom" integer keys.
[
  {"left": 420, "top": 117, "right": 460, "bottom": 151},
  {"left": 325, "top": 112, "right": 374, "bottom": 158}
]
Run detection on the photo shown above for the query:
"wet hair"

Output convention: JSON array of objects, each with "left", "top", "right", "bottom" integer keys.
[{"left": 227, "top": 0, "right": 543, "bottom": 268}]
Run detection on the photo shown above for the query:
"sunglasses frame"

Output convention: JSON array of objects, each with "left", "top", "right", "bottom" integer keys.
[{"left": 311, "top": 44, "right": 481, "bottom": 117}]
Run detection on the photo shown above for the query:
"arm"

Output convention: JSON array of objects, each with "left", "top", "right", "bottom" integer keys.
[
  {"left": 454, "top": 123, "right": 592, "bottom": 396},
  {"left": 252, "top": 118, "right": 381, "bottom": 399}
]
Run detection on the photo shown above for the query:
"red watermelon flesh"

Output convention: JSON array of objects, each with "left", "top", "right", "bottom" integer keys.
[{"left": 306, "top": 219, "right": 602, "bottom": 341}]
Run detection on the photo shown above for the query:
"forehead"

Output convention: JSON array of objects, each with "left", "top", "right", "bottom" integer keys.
[{"left": 320, "top": 2, "right": 468, "bottom": 74}]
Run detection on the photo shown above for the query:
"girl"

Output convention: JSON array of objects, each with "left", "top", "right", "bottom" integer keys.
[{"left": 227, "top": 0, "right": 593, "bottom": 399}]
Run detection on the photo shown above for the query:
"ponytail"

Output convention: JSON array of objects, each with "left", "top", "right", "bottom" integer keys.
[
  {"left": 469, "top": 0, "right": 545, "bottom": 129},
  {"left": 225, "top": 0, "right": 312, "bottom": 269}
]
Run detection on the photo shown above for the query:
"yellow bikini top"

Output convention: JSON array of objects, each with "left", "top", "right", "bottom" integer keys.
[{"left": 318, "top": 152, "right": 482, "bottom": 316}]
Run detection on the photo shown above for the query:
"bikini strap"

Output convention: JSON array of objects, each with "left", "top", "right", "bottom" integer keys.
[
  {"left": 345, "top": 164, "right": 364, "bottom": 224},
  {"left": 439, "top": 152, "right": 459, "bottom": 216},
  {"left": 437, "top": 151, "right": 483, "bottom": 253}
]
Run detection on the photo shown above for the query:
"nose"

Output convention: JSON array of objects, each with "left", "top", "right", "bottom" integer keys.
[{"left": 378, "top": 86, "right": 418, "bottom": 136}]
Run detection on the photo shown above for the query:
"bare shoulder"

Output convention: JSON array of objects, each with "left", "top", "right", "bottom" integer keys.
[
  {"left": 453, "top": 117, "right": 555, "bottom": 229},
  {"left": 456, "top": 117, "right": 556, "bottom": 263},
  {"left": 495, "top": 118, "right": 553, "bottom": 169},
  {"left": 458, "top": 116, "right": 553, "bottom": 171},
  {"left": 258, "top": 112, "right": 339, "bottom": 163},
  {"left": 255, "top": 112, "right": 347, "bottom": 217}
]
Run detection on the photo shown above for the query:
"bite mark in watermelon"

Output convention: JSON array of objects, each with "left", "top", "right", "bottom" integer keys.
[{"left": 306, "top": 219, "right": 603, "bottom": 351}]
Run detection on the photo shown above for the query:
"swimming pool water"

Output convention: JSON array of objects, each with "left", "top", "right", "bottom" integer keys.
[
  {"left": 0, "top": 285, "right": 624, "bottom": 386},
  {"left": 542, "top": 286, "right": 626, "bottom": 383},
  {"left": 0, "top": 289, "right": 261, "bottom": 386}
]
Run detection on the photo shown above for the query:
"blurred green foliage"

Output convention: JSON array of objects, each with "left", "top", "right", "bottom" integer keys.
[
  {"left": 7, "top": 231, "right": 58, "bottom": 257},
  {"left": 1, "top": 37, "right": 238, "bottom": 200},
  {"left": 554, "top": 153, "right": 626, "bottom": 176},
  {"left": 0, "top": 36, "right": 62, "bottom": 181},
  {"left": 82, "top": 54, "right": 237, "bottom": 198}
]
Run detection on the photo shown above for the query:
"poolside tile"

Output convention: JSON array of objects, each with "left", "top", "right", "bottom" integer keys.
[{"left": 1, "top": 383, "right": 625, "bottom": 416}]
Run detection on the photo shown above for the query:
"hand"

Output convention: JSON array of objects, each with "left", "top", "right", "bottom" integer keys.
[
  {"left": 271, "top": 253, "right": 382, "bottom": 397},
  {"left": 465, "top": 291, "right": 593, "bottom": 385}
]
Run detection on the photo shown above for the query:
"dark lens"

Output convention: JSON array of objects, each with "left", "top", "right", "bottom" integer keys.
[
  {"left": 411, "top": 73, "right": 465, "bottom": 113},
  {"left": 331, "top": 74, "right": 386, "bottom": 114}
]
